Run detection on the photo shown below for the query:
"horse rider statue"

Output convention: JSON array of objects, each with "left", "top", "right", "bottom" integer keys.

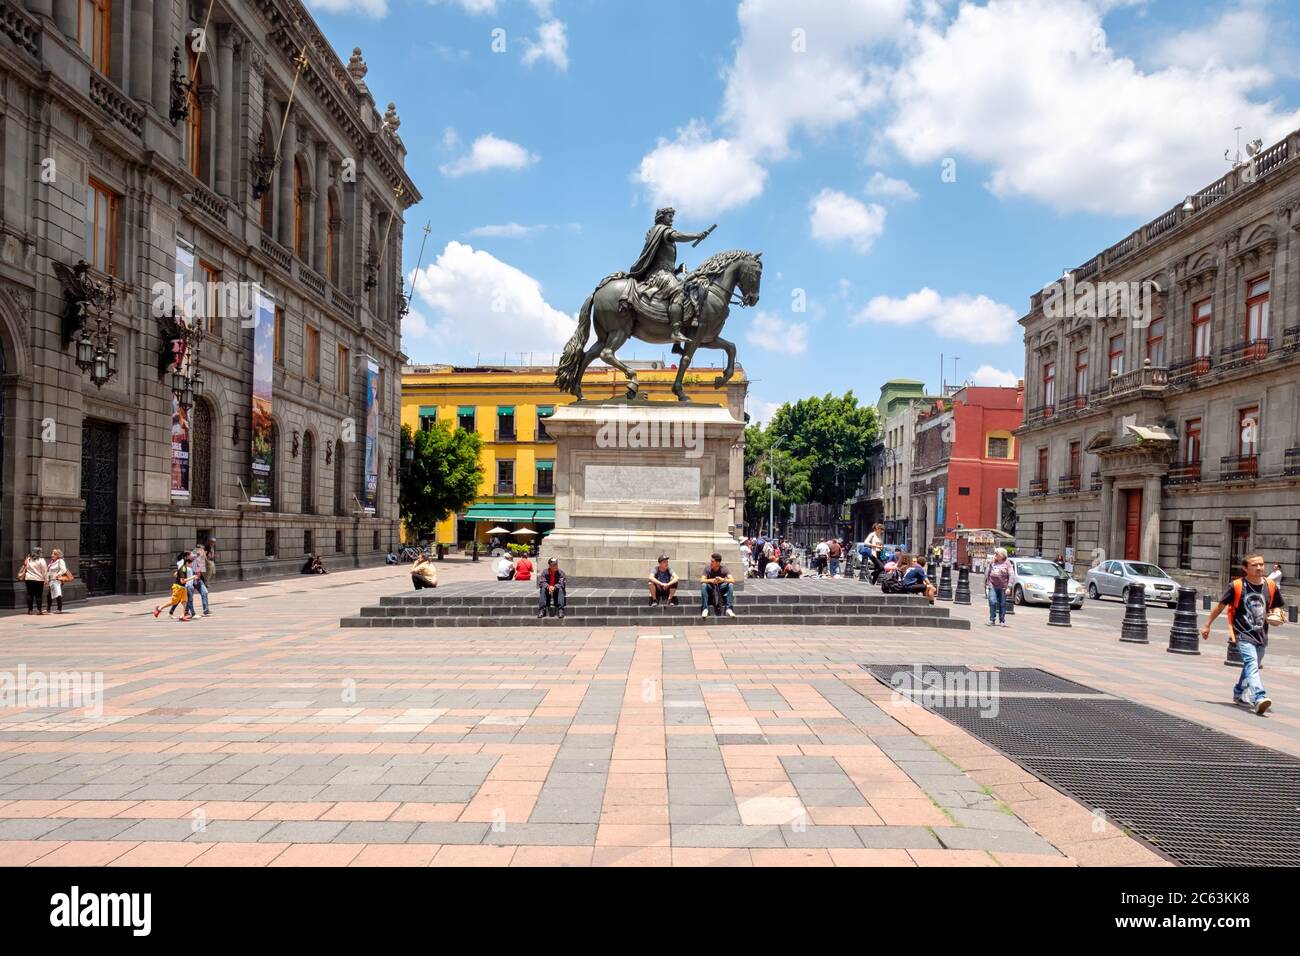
[{"left": 626, "top": 207, "right": 716, "bottom": 347}]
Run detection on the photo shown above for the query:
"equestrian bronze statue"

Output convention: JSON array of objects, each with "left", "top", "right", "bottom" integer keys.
[{"left": 555, "top": 207, "right": 763, "bottom": 401}]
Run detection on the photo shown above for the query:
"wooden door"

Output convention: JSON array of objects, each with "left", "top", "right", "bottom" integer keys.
[{"left": 1124, "top": 489, "right": 1142, "bottom": 561}]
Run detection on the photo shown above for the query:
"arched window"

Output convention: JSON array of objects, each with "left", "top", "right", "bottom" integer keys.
[
  {"left": 293, "top": 160, "right": 305, "bottom": 258},
  {"left": 327, "top": 191, "right": 338, "bottom": 284},
  {"left": 191, "top": 399, "right": 213, "bottom": 508},
  {"left": 334, "top": 439, "right": 346, "bottom": 516},
  {"left": 301, "top": 431, "right": 315, "bottom": 515},
  {"left": 185, "top": 48, "right": 203, "bottom": 180}
]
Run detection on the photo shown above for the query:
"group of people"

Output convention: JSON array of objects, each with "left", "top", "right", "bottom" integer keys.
[
  {"left": 877, "top": 550, "right": 938, "bottom": 604},
  {"left": 647, "top": 553, "right": 737, "bottom": 617},
  {"left": 16, "top": 547, "right": 72, "bottom": 615},
  {"left": 739, "top": 537, "right": 801, "bottom": 579},
  {"left": 495, "top": 552, "right": 535, "bottom": 581},
  {"left": 153, "top": 544, "right": 214, "bottom": 622}
]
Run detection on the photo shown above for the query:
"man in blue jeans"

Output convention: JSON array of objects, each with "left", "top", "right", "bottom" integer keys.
[
  {"left": 700, "top": 552, "right": 736, "bottom": 618},
  {"left": 1202, "top": 553, "right": 1284, "bottom": 715},
  {"left": 184, "top": 548, "right": 211, "bottom": 617}
]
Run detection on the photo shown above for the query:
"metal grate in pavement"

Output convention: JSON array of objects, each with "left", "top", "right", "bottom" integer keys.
[{"left": 865, "top": 665, "right": 1300, "bottom": 867}]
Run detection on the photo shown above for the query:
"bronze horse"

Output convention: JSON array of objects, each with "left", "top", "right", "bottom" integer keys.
[{"left": 555, "top": 249, "right": 763, "bottom": 401}]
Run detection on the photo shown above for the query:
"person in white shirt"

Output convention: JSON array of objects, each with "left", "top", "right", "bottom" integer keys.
[
  {"left": 495, "top": 554, "right": 515, "bottom": 580},
  {"left": 18, "top": 547, "right": 48, "bottom": 615},
  {"left": 1268, "top": 564, "right": 1284, "bottom": 585},
  {"left": 45, "top": 549, "right": 69, "bottom": 614}
]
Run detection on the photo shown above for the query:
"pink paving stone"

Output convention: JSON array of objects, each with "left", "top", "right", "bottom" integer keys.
[
  {"left": 30, "top": 842, "right": 139, "bottom": 867},
  {"left": 828, "top": 849, "right": 916, "bottom": 867},
  {"left": 726, "top": 767, "right": 793, "bottom": 782},
  {"left": 605, "top": 773, "right": 670, "bottom": 791},
  {"left": 113, "top": 801, "right": 205, "bottom": 819},
  {"left": 671, "top": 847, "right": 753, "bottom": 867},
  {"left": 731, "top": 781, "right": 798, "bottom": 800},
  {"left": 430, "top": 845, "right": 517, "bottom": 867},
  {"left": 56, "top": 801, "right": 142, "bottom": 818},
  {"left": 349, "top": 845, "right": 440, "bottom": 867},
  {"left": 1058, "top": 838, "right": 1168, "bottom": 867},
  {"left": 595, "top": 824, "right": 671, "bottom": 847},
  {"left": 601, "top": 788, "right": 669, "bottom": 807},
  {"left": 993, "top": 852, "right": 1078, "bottom": 867},
  {"left": 474, "top": 780, "right": 545, "bottom": 797},
  {"left": 608, "top": 759, "right": 668, "bottom": 775},
  {"left": 250, "top": 803, "right": 336, "bottom": 821},
  {"left": 854, "top": 781, "right": 931, "bottom": 801},
  {"left": 319, "top": 802, "right": 400, "bottom": 822},
  {"left": 459, "top": 794, "right": 537, "bottom": 823},
  {"left": 907, "top": 849, "right": 998, "bottom": 867},
  {"left": 188, "top": 842, "right": 290, "bottom": 867},
  {"left": 511, "top": 846, "right": 595, "bottom": 867},
  {"left": 486, "top": 764, "right": 552, "bottom": 781},
  {"left": 108, "top": 842, "right": 212, "bottom": 867},
  {"left": 750, "top": 848, "right": 835, "bottom": 867},
  {"left": 269, "top": 844, "right": 365, "bottom": 867},
  {"left": 388, "top": 803, "right": 466, "bottom": 823},
  {"left": 0, "top": 800, "right": 75, "bottom": 818},
  {"left": 591, "top": 846, "right": 673, "bottom": 867},
  {"left": 868, "top": 799, "right": 951, "bottom": 827},
  {"left": 0, "top": 841, "right": 62, "bottom": 866}
]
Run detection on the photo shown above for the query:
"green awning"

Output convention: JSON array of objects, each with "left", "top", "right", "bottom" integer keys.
[
  {"left": 463, "top": 504, "right": 556, "bottom": 522},
  {"left": 418, "top": 406, "right": 437, "bottom": 417},
  {"left": 457, "top": 406, "right": 475, "bottom": 416},
  {"left": 536, "top": 460, "right": 554, "bottom": 471}
]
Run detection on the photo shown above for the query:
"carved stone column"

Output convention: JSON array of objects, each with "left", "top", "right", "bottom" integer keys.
[
  {"left": 53, "top": 0, "right": 75, "bottom": 38},
  {"left": 24, "top": 0, "right": 55, "bottom": 20},
  {"left": 151, "top": 0, "right": 171, "bottom": 114},
  {"left": 1141, "top": 475, "right": 1162, "bottom": 565},
  {"left": 1098, "top": 475, "right": 1115, "bottom": 561},
  {"left": 129, "top": 0, "right": 153, "bottom": 104},
  {"left": 215, "top": 26, "right": 235, "bottom": 197},
  {"left": 314, "top": 146, "right": 330, "bottom": 275},
  {"left": 277, "top": 118, "right": 298, "bottom": 250}
]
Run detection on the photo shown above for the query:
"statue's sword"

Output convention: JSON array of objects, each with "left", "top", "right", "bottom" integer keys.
[{"left": 692, "top": 224, "right": 717, "bottom": 247}]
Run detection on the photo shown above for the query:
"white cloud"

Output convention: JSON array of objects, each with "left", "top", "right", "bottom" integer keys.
[
  {"left": 748, "top": 396, "right": 784, "bottom": 425},
  {"left": 808, "top": 189, "right": 887, "bottom": 253},
  {"left": 308, "top": 0, "right": 388, "bottom": 15},
  {"left": 854, "top": 288, "right": 1017, "bottom": 344},
  {"left": 467, "top": 222, "right": 548, "bottom": 238},
  {"left": 432, "top": 0, "right": 498, "bottom": 13},
  {"left": 523, "top": 18, "right": 568, "bottom": 70},
  {"left": 746, "top": 310, "right": 809, "bottom": 355},
  {"left": 633, "top": 121, "right": 767, "bottom": 217},
  {"left": 405, "top": 241, "right": 575, "bottom": 358},
  {"left": 970, "top": 365, "right": 1022, "bottom": 388},
  {"left": 865, "top": 171, "right": 918, "bottom": 201},
  {"left": 440, "top": 134, "right": 539, "bottom": 177},
  {"left": 1149, "top": 1, "right": 1271, "bottom": 71},
  {"left": 885, "top": 0, "right": 1300, "bottom": 216}
]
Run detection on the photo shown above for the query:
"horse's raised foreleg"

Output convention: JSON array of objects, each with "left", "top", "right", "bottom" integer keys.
[{"left": 703, "top": 336, "right": 737, "bottom": 388}]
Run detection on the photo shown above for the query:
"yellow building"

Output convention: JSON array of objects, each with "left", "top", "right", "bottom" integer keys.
[{"left": 400, "top": 361, "right": 748, "bottom": 548}]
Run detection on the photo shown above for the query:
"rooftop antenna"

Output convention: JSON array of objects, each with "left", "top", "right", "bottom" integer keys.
[{"left": 1226, "top": 126, "right": 1244, "bottom": 167}]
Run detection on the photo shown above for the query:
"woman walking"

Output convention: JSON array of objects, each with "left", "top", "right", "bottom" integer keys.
[
  {"left": 154, "top": 552, "right": 195, "bottom": 621},
  {"left": 17, "top": 547, "right": 48, "bottom": 615},
  {"left": 45, "top": 549, "right": 70, "bottom": 614},
  {"left": 984, "top": 548, "right": 1015, "bottom": 626}
]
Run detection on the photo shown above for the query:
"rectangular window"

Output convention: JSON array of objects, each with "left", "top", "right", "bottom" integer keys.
[
  {"left": 373, "top": 530, "right": 381, "bottom": 552},
  {"left": 200, "top": 261, "right": 221, "bottom": 335},
  {"left": 497, "top": 406, "right": 516, "bottom": 441},
  {"left": 496, "top": 459, "right": 515, "bottom": 495},
  {"left": 78, "top": 0, "right": 111, "bottom": 74},
  {"left": 1068, "top": 440, "right": 1081, "bottom": 477},
  {"left": 1036, "top": 447, "right": 1049, "bottom": 481},
  {"left": 1064, "top": 520, "right": 1076, "bottom": 551},
  {"left": 1185, "top": 418, "right": 1201, "bottom": 464},
  {"left": 273, "top": 306, "right": 285, "bottom": 365},
  {"left": 336, "top": 529, "right": 345, "bottom": 553},
  {"left": 1108, "top": 333, "right": 1125, "bottom": 376},
  {"left": 1192, "top": 298, "right": 1212, "bottom": 358},
  {"left": 987, "top": 436, "right": 1010, "bottom": 459},
  {"left": 1074, "top": 349, "right": 1089, "bottom": 398},
  {"left": 265, "top": 529, "right": 277, "bottom": 558},
  {"left": 536, "top": 405, "right": 555, "bottom": 441},
  {"left": 457, "top": 406, "right": 476, "bottom": 432},
  {"left": 1041, "top": 362, "right": 1056, "bottom": 409},
  {"left": 418, "top": 406, "right": 437, "bottom": 432},
  {"left": 1246, "top": 275, "right": 1270, "bottom": 341},
  {"left": 337, "top": 344, "right": 350, "bottom": 395},
  {"left": 1034, "top": 522, "right": 1044, "bottom": 555},
  {"left": 304, "top": 529, "right": 314, "bottom": 556},
  {"left": 305, "top": 325, "right": 320, "bottom": 381},
  {"left": 1145, "top": 317, "right": 1165, "bottom": 367},
  {"left": 84, "top": 179, "right": 118, "bottom": 275},
  {"left": 957, "top": 487, "right": 970, "bottom": 496},
  {"left": 1177, "top": 521, "right": 1193, "bottom": 571},
  {"left": 1239, "top": 406, "right": 1259, "bottom": 457},
  {"left": 536, "top": 459, "right": 554, "bottom": 496}
]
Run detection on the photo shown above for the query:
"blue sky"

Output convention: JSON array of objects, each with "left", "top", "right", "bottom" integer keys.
[{"left": 305, "top": 0, "right": 1300, "bottom": 422}]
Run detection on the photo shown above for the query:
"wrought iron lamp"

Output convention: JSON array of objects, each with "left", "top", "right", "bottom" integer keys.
[
  {"left": 169, "top": 47, "right": 194, "bottom": 127},
  {"left": 251, "top": 131, "right": 278, "bottom": 201},
  {"left": 71, "top": 271, "right": 119, "bottom": 389}
]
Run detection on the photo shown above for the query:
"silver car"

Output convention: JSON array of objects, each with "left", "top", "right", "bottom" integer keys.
[
  {"left": 1086, "top": 560, "right": 1179, "bottom": 608},
  {"left": 1009, "top": 557, "right": 1084, "bottom": 609}
]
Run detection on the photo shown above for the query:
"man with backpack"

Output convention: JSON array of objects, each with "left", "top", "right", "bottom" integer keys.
[{"left": 1201, "top": 553, "right": 1284, "bottom": 715}]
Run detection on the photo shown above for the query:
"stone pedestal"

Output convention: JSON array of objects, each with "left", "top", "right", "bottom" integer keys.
[{"left": 542, "top": 401, "right": 743, "bottom": 582}]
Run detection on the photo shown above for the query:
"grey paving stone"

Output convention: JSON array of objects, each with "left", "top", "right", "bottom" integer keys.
[
  {"left": 481, "top": 823, "right": 598, "bottom": 846},
  {"left": 407, "top": 822, "right": 490, "bottom": 844},
  {"left": 947, "top": 807, "right": 1033, "bottom": 831},
  {"left": 180, "top": 784, "right": 265, "bottom": 801},
  {"left": 188, "top": 820, "right": 278, "bottom": 843},
  {"left": 312, "top": 785, "right": 389, "bottom": 802},
  {"left": 542, "top": 772, "right": 607, "bottom": 789},
  {"left": 420, "top": 771, "right": 491, "bottom": 787},
  {"left": 933, "top": 827, "right": 1061, "bottom": 855},
  {"left": 780, "top": 825, "right": 864, "bottom": 849},
  {"left": 334, "top": 822, "right": 420, "bottom": 844},
  {"left": 260, "top": 821, "right": 348, "bottom": 843},
  {"left": 853, "top": 825, "right": 943, "bottom": 849},
  {"left": 670, "top": 825, "right": 785, "bottom": 848},
  {"left": 779, "top": 756, "right": 843, "bottom": 773},
  {"left": 930, "top": 789, "right": 999, "bottom": 810},
  {"left": 39, "top": 818, "right": 138, "bottom": 841},
  {"left": 669, "top": 804, "right": 743, "bottom": 825},
  {"left": 114, "top": 819, "right": 198, "bottom": 841},
  {"left": 57, "top": 785, "right": 140, "bottom": 801},
  {"left": 0, "top": 818, "right": 74, "bottom": 840},
  {"left": 788, "top": 773, "right": 856, "bottom": 790},
  {"left": 550, "top": 758, "right": 610, "bottom": 773},
  {"left": 666, "top": 786, "right": 736, "bottom": 806},
  {"left": 794, "top": 788, "right": 869, "bottom": 807},
  {"left": 248, "top": 785, "right": 326, "bottom": 802}
]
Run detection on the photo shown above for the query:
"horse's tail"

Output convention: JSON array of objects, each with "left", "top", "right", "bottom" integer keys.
[{"left": 555, "top": 294, "right": 594, "bottom": 394}]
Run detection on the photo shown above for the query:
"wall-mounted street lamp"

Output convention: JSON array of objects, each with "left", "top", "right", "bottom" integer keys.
[
  {"left": 169, "top": 47, "right": 195, "bottom": 127},
  {"left": 55, "top": 260, "right": 119, "bottom": 389}
]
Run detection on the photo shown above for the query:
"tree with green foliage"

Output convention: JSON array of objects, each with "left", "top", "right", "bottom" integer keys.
[
  {"left": 744, "top": 424, "right": 811, "bottom": 535},
  {"left": 399, "top": 422, "right": 484, "bottom": 541},
  {"left": 765, "top": 392, "right": 878, "bottom": 507}
]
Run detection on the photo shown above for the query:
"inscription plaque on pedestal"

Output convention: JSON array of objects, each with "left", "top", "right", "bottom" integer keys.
[{"left": 584, "top": 464, "right": 700, "bottom": 505}]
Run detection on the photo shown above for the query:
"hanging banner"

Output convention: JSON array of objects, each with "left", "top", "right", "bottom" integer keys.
[
  {"left": 936, "top": 486, "right": 946, "bottom": 532},
  {"left": 363, "top": 357, "right": 380, "bottom": 514},
  {"left": 171, "top": 394, "right": 191, "bottom": 499},
  {"left": 250, "top": 291, "right": 274, "bottom": 507},
  {"left": 170, "top": 241, "right": 196, "bottom": 499}
]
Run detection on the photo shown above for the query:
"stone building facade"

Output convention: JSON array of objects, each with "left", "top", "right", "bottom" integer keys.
[
  {"left": 1015, "top": 127, "right": 1300, "bottom": 593},
  {"left": 0, "top": 0, "right": 419, "bottom": 606}
]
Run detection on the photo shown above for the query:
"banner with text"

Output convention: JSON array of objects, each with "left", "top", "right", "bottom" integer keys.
[
  {"left": 363, "top": 357, "right": 379, "bottom": 515},
  {"left": 250, "top": 291, "right": 274, "bottom": 507},
  {"left": 170, "top": 241, "right": 196, "bottom": 499}
]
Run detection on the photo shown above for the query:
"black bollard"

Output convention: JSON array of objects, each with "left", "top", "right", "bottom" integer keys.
[
  {"left": 1047, "top": 575, "right": 1072, "bottom": 627},
  {"left": 472, "top": 542, "right": 479, "bottom": 562},
  {"left": 436, "top": 543, "right": 445, "bottom": 561},
  {"left": 1119, "top": 583, "right": 1148, "bottom": 644},
  {"left": 1225, "top": 636, "right": 1243, "bottom": 667},
  {"left": 1166, "top": 586, "right": 1201, "bottom": 655},
  {"left": 1004, "top": 588, "right": 1014, "bottom": 616},
  {"left": 1202, "top": 593, "right": 1212, "bottom": 611},
  {"left": 938, "top": 564, "right": 953, "bottom": 601},
  {"left": 953, "top": 566, "right": 971, "bottom": 605},
  {"left": 1290, "top": 605, "right": 1299, "bottom": 624}
]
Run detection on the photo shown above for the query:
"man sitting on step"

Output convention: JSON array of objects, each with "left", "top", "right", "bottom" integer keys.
[
  {"left": 700, "top": 552, "right": 737, "bottom": 618},
  {"left": 648, "top": 554, "right": 680, "bottom": 606},
  {"left": 537, "top": 557, "right": 567, "bottom": 619}
]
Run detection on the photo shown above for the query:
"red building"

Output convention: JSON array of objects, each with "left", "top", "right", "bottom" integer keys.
[{"left": 909, "top": 384, "right": 1024, "bottom": 553}]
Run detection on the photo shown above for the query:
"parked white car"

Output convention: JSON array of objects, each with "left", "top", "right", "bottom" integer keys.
[
  {"left": 1008, "top": 557, "right": 1084, "bottom": 609},
  {"left": 1086, "top": 560, "right": 1179, "bottom": 608}
]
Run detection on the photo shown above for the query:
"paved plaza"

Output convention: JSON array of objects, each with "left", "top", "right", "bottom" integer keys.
[{"left": 0, "top": 560, "right": 1295, "bottom": 867}]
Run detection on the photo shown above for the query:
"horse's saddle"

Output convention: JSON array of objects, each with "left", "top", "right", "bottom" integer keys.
[{"left": 597, "top": 270, "right": 700, "bottom": 328}]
